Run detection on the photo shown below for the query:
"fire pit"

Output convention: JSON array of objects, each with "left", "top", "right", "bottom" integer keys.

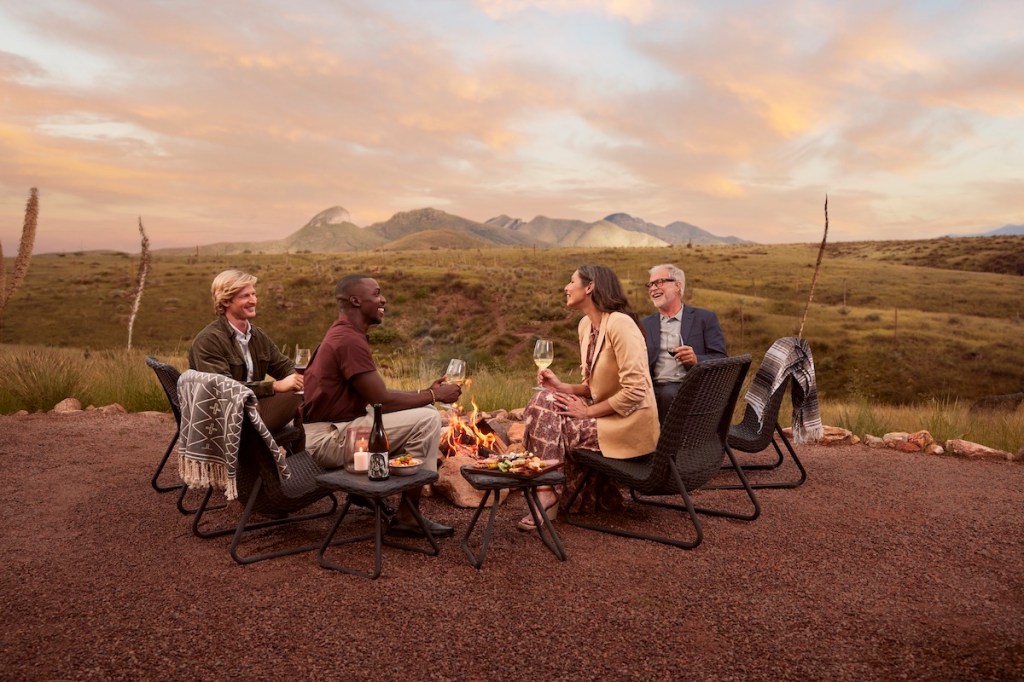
[{"left": 440, "top": 401, "right": 509, "bottom": 459}]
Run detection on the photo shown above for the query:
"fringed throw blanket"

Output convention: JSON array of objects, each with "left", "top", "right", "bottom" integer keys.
[
  {"left": 176, "top": 370, "right": 289, "bottom": 500},
  {"left": 745, "top": 337, "right": 823, "bottom": 444}
]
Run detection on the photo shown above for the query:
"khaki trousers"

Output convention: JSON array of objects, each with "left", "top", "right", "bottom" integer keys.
[{"left": 305, "top": 406, "right": 443, "bottom": 472}]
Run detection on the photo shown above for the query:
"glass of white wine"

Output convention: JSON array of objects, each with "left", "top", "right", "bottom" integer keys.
[
  {"left": 442, "top": 358, "right": 466, "bottom": 409},
  {"left": 533, "top": 339, "right": 553, "bottom": 391}
]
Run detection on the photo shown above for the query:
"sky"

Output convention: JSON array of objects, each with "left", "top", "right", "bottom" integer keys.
[{"left": 1, "top": 0, "right": 1023, "bottom": 253}]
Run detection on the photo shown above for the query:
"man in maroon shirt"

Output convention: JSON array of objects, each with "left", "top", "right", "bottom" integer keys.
[{"left": 303, "top": 274, "right": 461, "bottom": 538}]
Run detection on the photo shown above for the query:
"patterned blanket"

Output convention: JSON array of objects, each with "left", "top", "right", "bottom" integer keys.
[
  {"left": 176, "top": 370, "right": 289, "bottom": 500},
  {"left": 745, "top": 337, "right": 823, "bottom": 444}
]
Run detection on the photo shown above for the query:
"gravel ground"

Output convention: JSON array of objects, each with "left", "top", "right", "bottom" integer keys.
[{"left": 1, "top": 411, "right": 1022, "bottom": 681}]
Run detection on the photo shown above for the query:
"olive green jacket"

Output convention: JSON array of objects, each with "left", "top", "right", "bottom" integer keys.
[{"left": 188, "top": 316, "right": 294, "bottom": 398}]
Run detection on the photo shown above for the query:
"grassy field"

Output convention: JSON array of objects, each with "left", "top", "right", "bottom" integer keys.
[{"left": 2, "top": 237, "right": 1023, "bottom": 409}]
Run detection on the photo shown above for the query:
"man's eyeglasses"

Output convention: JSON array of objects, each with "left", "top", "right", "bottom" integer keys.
[{"left": 646, "top": 278, "right": 676, "bottom": 289}]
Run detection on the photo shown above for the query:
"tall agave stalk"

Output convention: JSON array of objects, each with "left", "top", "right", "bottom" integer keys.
[
  {"left": 798, "top": 195, "right": 829, "bottom": 339},
  {"left": 0, "top": 188, "right": 39, "bottom": 342},
  {"left": 126, "top": 217, "right": 151, "bottom": 350}
]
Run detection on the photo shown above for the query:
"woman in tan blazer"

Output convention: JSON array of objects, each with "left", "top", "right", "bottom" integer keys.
[{"left": 520, "top": 264, "right": 660, "bottom": 529}]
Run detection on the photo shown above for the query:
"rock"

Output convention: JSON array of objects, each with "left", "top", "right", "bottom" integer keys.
[
  {"left": 489, "top": 409, "right": 509, "bottom": 421},
  {"left": 432, "top": 455, "right": 513, "bottom": 508},
  {"left": 781, "top": 425, "right": 857, "bottom": 446},
  {"left": 924, "top": 442, "right": 945, "bottom": 456},
  {"left": 52, "top": 398, "right": 82, "bottom": 413},
  {"left": 506, "top": 422, "right": 526, "bottom": 444},
  {"left": 893, "top": 440, "right": 922, "bottom": 453},
  {"left": 99, "top": 403, "right": 127, "bottom": 414},
  {"left": 946, "top": 439, "right": 1012, "bottom": 461},
  {"left": 1015, "top": 447, "right": 1024, "bottom": 463},
  {"left": 882, "top": 432, "right": 909, "bottom": 447},
  {"left": 863, "top": 434, "right": 885, "bottom": 449},
  {"left": 14, "top": 410, "right": 28, "bottom": 417},
  {"left": 907, "top": 430, "right": 933, "bottom": 450},
  {"left": 484, "top": 417, "right": 512, "bottom": 445},
  {"left": 509, "top": 408, "right": 526, "bottom": 421}
]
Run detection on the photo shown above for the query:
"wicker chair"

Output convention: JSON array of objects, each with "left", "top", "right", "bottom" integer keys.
[
  {"left": 190, "top": 418, "right": 339, "bottom": 565},
  {"left": 146, "top": 355, "right": 221, "bottom": 516},
  {"left": 706, "top": 342, "right": 808, "bottom": 490},
  {"left": 563, "top": 354, "right": 759, "bottom": 550},
  {"left": 144, "top": 356, "right": 185, "bottom": 495}
]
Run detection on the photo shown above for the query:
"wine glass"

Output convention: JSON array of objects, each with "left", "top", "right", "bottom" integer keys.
[
  {"left": 294, "top": 347, "right": 311, "bottom": 395},
  {"left": 533, "top": 339, "right": 553, "bottom": 390},
  {"left": 442, "top": 359, "right": 466, "bottom": 410}
]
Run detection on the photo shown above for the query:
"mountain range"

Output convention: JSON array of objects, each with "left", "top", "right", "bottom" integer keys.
[
  {"left": 947, "top": 224, "right": 1024, "bottom": 238},
  {"left": 163, "top": 206, "right": 751, "bottom": 255}
]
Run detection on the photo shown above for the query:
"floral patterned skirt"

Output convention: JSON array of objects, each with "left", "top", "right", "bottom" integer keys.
[{"left": 522, "top": 390, "right": 624, "bottom": 514}]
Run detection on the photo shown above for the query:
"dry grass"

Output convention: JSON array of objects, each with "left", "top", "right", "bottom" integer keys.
[{"left": 0, "top": 187, "right": 39, "bottom": 341}]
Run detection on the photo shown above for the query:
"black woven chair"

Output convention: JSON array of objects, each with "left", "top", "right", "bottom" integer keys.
[
  {"left": 563, "top": 354, "right": 759, "bottom": 550},
  {"left": 146, "top": 355, "right": 223, "bottom": 516},
  {"left": 144, "top": 356, "right": 185, "bottom": 495},
  {"left": 190, "top": 419, "right": 339, "bottom": 565},
  {"left": 705, "top": 345, "right": 808, "bottom": 491}
]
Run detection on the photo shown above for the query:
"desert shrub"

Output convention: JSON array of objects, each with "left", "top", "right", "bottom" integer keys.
[
  {"left": 864, "top": 313, "right": 882, "bottom": 322},
  {"left": 0, "top": 348, "right": 83, "bottom": 412}
]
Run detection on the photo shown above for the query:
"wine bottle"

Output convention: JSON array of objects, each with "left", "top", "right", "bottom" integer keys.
[{"left": 367, "top": 403, "right": 390, "bottom": 480}]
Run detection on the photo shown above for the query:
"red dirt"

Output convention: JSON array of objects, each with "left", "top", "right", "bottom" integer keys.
[{"left": 1, "top": 411, "right": 1022, "bottom": 680}]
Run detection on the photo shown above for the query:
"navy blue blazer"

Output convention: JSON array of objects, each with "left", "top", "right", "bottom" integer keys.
[{"left": 641, "top": 305, "right": 728, "bottom": 376}]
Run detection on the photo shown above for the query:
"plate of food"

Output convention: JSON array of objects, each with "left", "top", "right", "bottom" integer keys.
[
  {"left": 469, "top": 452, "right": 563, "bottom": 479},
  {"left": 389, "top": 455, "right": 423, "bottom": 476}
]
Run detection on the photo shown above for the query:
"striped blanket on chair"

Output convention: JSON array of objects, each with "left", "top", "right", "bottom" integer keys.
[
  {"left": 745, "top": 337, "right": 823, "bottom": 444},
  {"left": 176, "top": 370, "right": 289, "bottom": 500}
]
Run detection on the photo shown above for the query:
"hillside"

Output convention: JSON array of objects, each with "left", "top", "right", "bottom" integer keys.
[{"left": 4, "top": 239, "right": 1022, "bottom": 405}]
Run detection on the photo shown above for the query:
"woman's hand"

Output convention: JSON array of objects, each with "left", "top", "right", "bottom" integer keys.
[
  {"left": 554, "top": 392, "right": 590, "bottom": 419},
  {"left": 537, "top": 368, "right": 563, "bottom": 391}
]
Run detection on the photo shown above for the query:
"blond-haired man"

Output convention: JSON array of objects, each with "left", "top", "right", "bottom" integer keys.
[{"left": 188, "top": 269, "right": 303, "bottom": 433}]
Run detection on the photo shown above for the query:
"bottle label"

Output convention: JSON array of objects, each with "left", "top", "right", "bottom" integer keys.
[{"left": 368, "top": 451, "right": 390, "bottom": 480}]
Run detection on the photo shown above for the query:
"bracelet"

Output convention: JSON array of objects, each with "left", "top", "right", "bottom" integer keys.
[{"left": 426, "top": 388, "right": 436, "bottom": 404}]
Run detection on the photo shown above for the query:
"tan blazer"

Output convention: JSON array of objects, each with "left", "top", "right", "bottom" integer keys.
[{"left": 579, "top": 311, "right": 660, "bottom": 459}]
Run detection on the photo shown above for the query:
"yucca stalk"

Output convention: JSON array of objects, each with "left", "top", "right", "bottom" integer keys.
[
  {"left": 798, "top": 195, "right": 828, "bottom": 339},
  {"left": 126, "top": 217, "right": 151, "bottom": 349},
  {"left": 0, "top": 188, "right": 39, "bottom": 342}
]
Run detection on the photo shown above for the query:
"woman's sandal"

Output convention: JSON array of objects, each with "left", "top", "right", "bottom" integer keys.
[{"left": 517, "top": 487, "right": 559, "bottom": 531}]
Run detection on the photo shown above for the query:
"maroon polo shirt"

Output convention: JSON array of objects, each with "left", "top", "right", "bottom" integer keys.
[{"left": 302, "top": 318, "right": 376, "bottom": 423}]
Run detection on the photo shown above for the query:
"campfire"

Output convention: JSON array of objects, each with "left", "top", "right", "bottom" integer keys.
[{"left": 440, "top": 399, "right": 508, "bottom": 459}]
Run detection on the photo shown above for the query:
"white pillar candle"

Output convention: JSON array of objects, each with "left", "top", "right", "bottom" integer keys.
[{"left": 353, "top": 451, "right": 369, "bottom": 473}]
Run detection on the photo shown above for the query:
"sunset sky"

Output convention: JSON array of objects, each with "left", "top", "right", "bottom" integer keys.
[{"left": 1, "top": 0, "right": 1022, "bottom": 253}]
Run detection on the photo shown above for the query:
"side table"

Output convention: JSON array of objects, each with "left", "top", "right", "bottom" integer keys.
[
  {"left": 459, "top": 466, "right": 567, "bottom": 569},
  {"left": 316, "top": 468, "right": 440, "bottom": 580}
]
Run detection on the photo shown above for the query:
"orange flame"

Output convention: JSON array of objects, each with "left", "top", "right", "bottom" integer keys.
[{"left": 441, "top": 396, "right": 497, "bottom": 457}]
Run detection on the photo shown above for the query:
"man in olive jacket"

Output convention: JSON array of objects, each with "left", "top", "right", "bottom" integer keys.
[{"left": 188, "top": 269, "right": 303, "bottom": 433}]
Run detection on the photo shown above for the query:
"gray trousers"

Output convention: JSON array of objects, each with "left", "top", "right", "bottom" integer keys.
[{"left": 305, "top": 406, "right": 443, "bottom": 471}]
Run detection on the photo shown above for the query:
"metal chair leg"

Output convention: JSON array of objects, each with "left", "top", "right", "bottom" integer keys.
[
  {"left": 564, "top": 466, "right": 706, "bottom": 549},
  {"left": 706, "top": 426, "right": 807, "bottom": 491},
  {"left": 151, "top": 430, "right": 184, "bottom": 493},
  {"left": 634, "top": 447, "right": 760, "bottom": 522}
]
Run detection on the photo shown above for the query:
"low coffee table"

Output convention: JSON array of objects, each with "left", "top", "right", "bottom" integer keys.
[
  {"left": 315, "top": 468, "right": 440, "bottom": 580},
  {"left": 459, "top": 465, "right": 567, "bottom": 569}
]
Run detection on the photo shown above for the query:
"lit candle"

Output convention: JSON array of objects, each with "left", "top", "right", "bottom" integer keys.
[{"left": 353, "top": 450, "right": 369, "bottom": 473}]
